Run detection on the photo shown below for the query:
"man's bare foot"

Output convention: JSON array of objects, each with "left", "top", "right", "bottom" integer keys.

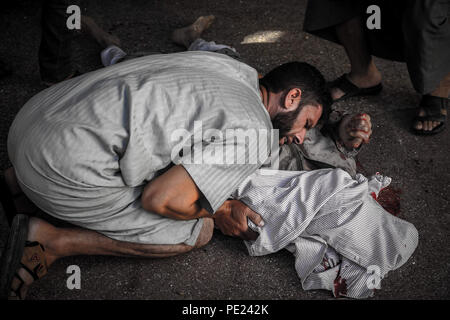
[
  {"left": 27, "top": 217, "right": 60, "bottom": 266},
  {"left": 81, "top": 15, "right": 121, "bottom": 48},
  {"left": 172, "top": 15, "right": 215, "bottom": 48},
  {"left": 330, "top": 64, "right": 382, "bottom": 101}
]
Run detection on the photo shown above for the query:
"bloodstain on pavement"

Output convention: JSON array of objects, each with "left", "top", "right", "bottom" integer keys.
[
  {"left": 374, "top": 186, "right": 402, "bottom": 216},
  {"left": 334, "top": 276, "right": 347, "bottom": 297},
  {"left": 356, "top": 156, "right": 402, "bottom": 216}
]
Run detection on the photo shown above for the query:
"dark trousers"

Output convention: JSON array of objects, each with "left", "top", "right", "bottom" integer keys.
[
  {"left": 304, "top": 0, "right": 450, "bottom": 94},
  {"left": 39, "top": 0, "right": 80, "bottom": 83}
]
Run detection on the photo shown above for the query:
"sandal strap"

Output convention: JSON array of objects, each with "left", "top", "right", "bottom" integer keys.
[
  {"left": 6, "top": 241, "right": 47, "bottom": 300},
  {"left": 415, "top": 95, "right": 448, "bottom": 122},
  {"left": 329, "top": 74, "right": 358, "bottom": 94},
  {"left": 26, "top": 240, "right": 46, "bottom": 251},
  {"left": 19, "top": 262, "right": 40, "bottom": 281},
  {"left": 19, "top": 241, "right": 48, "bottom": 280},
  {"left": 419, "top": 95, "right": 449, "bottom": 115},
  {"left": 415, "top": 114, "right": 446, "bottom": 122}
]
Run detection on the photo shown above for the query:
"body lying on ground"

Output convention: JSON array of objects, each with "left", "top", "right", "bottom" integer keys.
[{"left": 233, "top": 168, "right": 418, "bottom": 299}]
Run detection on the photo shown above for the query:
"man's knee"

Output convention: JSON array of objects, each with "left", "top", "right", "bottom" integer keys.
[{"left": 194, "top": 217, "right": 214, "bottom": 248}]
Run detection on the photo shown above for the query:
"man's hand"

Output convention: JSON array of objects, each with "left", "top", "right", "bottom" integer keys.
[
  {"left": 213, "top": 200, "right": 264, "bottom": 241},
  {"left": 338, "top": 113, "right": 372, "bottom": 149}
]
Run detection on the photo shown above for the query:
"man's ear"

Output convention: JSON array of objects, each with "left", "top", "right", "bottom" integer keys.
[{"left": 284, "top": 88, "right": 302, "bottom": 111}]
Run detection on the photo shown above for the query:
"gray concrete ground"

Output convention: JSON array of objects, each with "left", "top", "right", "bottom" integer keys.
[{"left": 0, "top": 0, "right": 449, "bottom": 300}]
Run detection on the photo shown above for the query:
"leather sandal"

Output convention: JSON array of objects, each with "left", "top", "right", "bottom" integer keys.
[
  {"left": 0, "top": 215, "right": 48, "bottom": 300},
  {"left": 328, "top": 74, "right": 383, "bottom": 103},
  {"left": 412, "top": 95, "right": 448, "bottom": 135}
]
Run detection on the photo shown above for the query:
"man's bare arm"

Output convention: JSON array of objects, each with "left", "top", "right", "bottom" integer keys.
[
  {"left": 141, "top": 165, "right": 211, "bottom": 220},
  {"left": 141, "top": 164, "right": 263, "bottom": 240}
]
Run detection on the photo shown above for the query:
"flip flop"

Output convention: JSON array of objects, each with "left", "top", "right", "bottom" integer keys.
[
  {"left": 0, "top": 215, "right": 48, "bottom": 300},
  {"left": 412, "top": 95, "right": 448, "bottom": 135},
  {"left": 328, "top": 74, "right": 383, "bottom": 103}
]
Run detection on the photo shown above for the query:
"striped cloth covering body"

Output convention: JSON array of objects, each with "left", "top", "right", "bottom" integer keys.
[{"left": 233, "top": 168, "right": 418, "bottom": 299}]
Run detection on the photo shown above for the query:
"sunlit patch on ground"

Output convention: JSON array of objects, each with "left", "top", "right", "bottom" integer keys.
[{"left": 241, "top": 31, "right": 286, "bottom": 44}]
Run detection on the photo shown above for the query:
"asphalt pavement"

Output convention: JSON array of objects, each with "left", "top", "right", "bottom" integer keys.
[{"left": 0, "top": 0, "right": 449, "bottom": 300}]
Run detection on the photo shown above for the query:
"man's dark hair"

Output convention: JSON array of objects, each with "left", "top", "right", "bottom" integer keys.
[{"left": 259, "top": 61, "right": 332, "bottom": 137}]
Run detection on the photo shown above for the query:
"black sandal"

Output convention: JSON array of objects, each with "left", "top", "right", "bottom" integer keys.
[
  {"left": 0, "top": 215, "right": 48, "bottom": 300},
  {"left": 328, "top": 74, "right": 383, "bottom": 103},
  {"left": 412, "top": 95, "right": 448, "bottom": 135}
]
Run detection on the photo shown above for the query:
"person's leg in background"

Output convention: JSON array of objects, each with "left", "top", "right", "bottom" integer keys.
[
  {"left": 172, "top": 15, "right": 242, "bottom": 60},
  {"left": 172, "top": 15, "right": 216, "bottom": 49},
  {"left": 405, "top": 0, "right": 450, "bottom": 134},
  {"left": 330, "top": 0, "right": 450, "bottom": 134},
  {"left": 303, "top": 0, "right": 384, "bottom": 102},
  {"left": 81, "top": 15, "right": 121, "bottom": 49},
  {"left": 39, "top": 0, "right": 80, "bottom": 86},
  {"left": 100, "top": 15, "right": 239, "bottom": 68},
  {"left": 79, "top": 15, "right": 126, "bottom": 67},
  {"left": 329, "top": 15, "right": 382, "bottom": 101},
  {"left": 306, "top": 0, "right": 449, "bottom": 134}
]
